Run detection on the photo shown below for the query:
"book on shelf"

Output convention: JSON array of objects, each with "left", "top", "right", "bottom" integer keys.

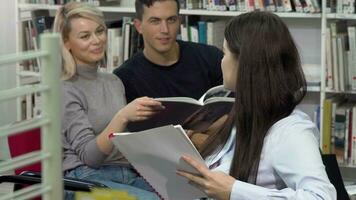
[
  {"left": 333, "top": 103, "right": 351, "bottom": 163},
  {"left": 111, "top": 124, "right": 207, "bottom": 200},
  {"left": 302, "top": 64, "right": 321, "bottom": 91},
  {"left": 322, "top": 98, "right": 333, "bottom": 154},
  {"left": 31, "top": 10, "right": 54, "bottom": 36},
  {"left": 328, "top": 20, "right": 349, "bottom": 92},
  {"left": 352, "top": 106, "right": 356, "bottom": 165},
  {"left": 127, "top": 85, "right": 234, "bottom": 132},
  {"left": 207, "top": 20, "right": 225, "bottom": 49},
  {"left": 98, "top": 0, "right": 120, "bottom": 6},
  {"left": 347, "top": 25, "right": 356, "bottom": 91},
  {"left": 325, "top": 26, "right": 334, "bottom": 90},
  {"left": 198, "top": 21, "right": 207, "bottom": 44},
  {"left": 106, "top": 27, "right": 121, "bottom": 72},
  {"left": 21, "top": 0, "right": 322, "bottom": 13},
  {"left": 323, "top": 96, "right": 356, "bottom": 166}
]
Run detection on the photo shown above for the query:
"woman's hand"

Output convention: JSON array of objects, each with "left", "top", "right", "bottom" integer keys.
[
  {"left": 177, "top": 155, "right": 235, "bottom": 200},
  {"left": 117, "top": 96, "right": 165, "bottom": 123}
]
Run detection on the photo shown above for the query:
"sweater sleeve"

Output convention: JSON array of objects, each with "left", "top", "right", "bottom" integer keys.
[{"left": 61, "top": 82, "right": 108, "bottom": 168}]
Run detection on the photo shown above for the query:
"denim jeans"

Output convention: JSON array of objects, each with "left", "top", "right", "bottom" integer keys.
[{"left": 64, "top": 165, "right": 160, "bottom": 200}]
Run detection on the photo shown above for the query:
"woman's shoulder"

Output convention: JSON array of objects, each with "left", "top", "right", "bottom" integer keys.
[
  {"left": 61, "top": 80, "right": 78, "bottom": 93},
  {"left": 60, "top": 80, "right": 87, "bottom": 102},
  {"left": 97, "top": 72, "right": 125, "bottom": 90},
  {"left": 97, "top": 71, "right": 122, "bottom": 82},
  {"left": 267, "top": 109, "right": 319, "bottom": 141},
  {"left": 274, "top": 109, "right": 314, "bottom": 129}
]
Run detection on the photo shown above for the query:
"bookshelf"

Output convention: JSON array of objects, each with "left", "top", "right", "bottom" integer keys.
[
  {"left": 18, "top": 3, "right": 322, "bottom": 18},
  {"left": 319, "top": 0, "right": 356, "bottom": 184},
  {"left": 15, "top": 0, "right": 356, "bottom": 187}
]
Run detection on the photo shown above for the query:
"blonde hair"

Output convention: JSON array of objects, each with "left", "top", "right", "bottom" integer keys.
[{"left": 53, "top": 2, "right": 106, "bottom": 80}]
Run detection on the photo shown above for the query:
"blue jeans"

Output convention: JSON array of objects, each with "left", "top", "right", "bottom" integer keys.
[{"left": 64, "top": 165, "right": 160, "bottom": 200}]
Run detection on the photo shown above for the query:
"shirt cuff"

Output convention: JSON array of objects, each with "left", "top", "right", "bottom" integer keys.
[{"left": 230, "top": 180, "right": 269, "bottom": 200}]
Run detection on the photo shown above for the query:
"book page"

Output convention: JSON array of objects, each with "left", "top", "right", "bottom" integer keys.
[
  {"left": 127, "top": 101, "right": 203, "bottom": 131},
  {"left": 155, "top": 97, "right": 201, "bottom": 105},
  {"left": 199, "top": 85, "right": 232, "bottom": 104},
  {"left": 112, "top": 125, "right": 207, "bottom": 200}
]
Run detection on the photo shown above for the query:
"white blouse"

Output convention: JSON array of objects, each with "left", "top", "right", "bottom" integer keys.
[{"left": 206, "top": 109, "right": 336, "bottom": 200}]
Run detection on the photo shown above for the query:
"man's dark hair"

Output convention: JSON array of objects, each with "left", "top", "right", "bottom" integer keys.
[{"left": 135, "top": 0, "right": 180, "bottom": 20}]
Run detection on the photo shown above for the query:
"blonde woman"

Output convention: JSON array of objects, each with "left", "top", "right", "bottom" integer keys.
[{"left": 54, "top": 2, "right": 162, "bottom": 199}]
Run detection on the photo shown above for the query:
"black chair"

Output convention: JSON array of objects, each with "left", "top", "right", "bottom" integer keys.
[
  {"left": 322, "top": 154, "right": 350, "bottom": 200},
  {"left": 0, "top": 171, "right": 108, "bottom": 192}
]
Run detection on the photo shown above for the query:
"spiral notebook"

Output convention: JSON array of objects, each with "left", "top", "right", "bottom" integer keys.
[{"left": 110, "top": 125, "right": 207, "bottom": 200}]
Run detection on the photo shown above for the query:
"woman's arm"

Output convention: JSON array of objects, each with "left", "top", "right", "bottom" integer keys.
[
  {"left": 96, "top": 96, "right": 165, "bottom": 154},
  {"left": 177, "top": 123, "right": 337, "bottom": 200},
  {"left": 62, "top": 83, "right": 164, "bottom": 167}
]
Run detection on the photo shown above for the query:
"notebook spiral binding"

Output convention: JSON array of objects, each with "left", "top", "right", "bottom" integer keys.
[{"left": 130, "top": 164, "right": 165, "bottom": 200}]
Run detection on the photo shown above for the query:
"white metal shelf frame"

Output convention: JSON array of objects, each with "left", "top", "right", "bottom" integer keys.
[
  {"left": 0, "top": 33, "right": 62, "bottom": 200},
  {"left": 326, "top": 13, "right": 356, "bottom": 20},
  {"left": 319, "top": 2, "right": 356, "bottom": 175}
]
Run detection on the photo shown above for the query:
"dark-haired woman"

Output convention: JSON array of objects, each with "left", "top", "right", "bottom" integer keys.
[{"left": 177, "top": 11, "right": 336, "bottom": 200}]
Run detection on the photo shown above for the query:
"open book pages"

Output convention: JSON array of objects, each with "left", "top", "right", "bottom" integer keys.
[
  {"left": 111, "top": 125, "right": 207, "bottom": 200},
  {"left": 198, "top": 84, "right": 232, "bottom": 103},
  {"left": 127, "top": 85, "right": 234, "bottom": 131},
  {"left": 154, "top": 85, "right": 233, "bottom": 106}
]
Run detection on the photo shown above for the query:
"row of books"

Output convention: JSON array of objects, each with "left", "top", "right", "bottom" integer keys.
[
  {"left": 181, "top": 0, "right": 321, "bottom": 13},
  {"left": 22, "top": 14, "right": 228, "bottom": 74},
  {"left": 326, "top": 0, "right": 356, "bottom": 14},
  {"left": 21, "top": 0, "right": 322, "bottom": 13},
  {"left": 21, "top": 10, "right": 54, "bottom": 73},
  {"left": 19, "top": 0, "right": 120, "bottom": 6},
  {"left": 322, "top": 96, "right": 356, "bottom": 166},
  {"left": 105, "top": 17, "right": 143, "bottom": 73},
  {"left": 179, "top": 20, "right": 225, "bottom": 49},
  {"left": 21, "top": 10, "right": 141, "bottom": 73},
  {"left": 21, "top": 0, "right": 356, "bottom": 15},
  {"left": 325, "top": 20, "right": 356, "bottom": 92}
]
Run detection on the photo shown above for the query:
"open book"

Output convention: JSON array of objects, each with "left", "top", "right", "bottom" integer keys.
[
  {"left": 127, "top": 85, "right": 234, "bottom": 131},
  {"left": 111, "top": 125, "right": 207, "bottom": 200}
]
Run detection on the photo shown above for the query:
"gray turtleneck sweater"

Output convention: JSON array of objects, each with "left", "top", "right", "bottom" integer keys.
[{"left": 61, "top": 64, "right": 128, "bottom": 172}]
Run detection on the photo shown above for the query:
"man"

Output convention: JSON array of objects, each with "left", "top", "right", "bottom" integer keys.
[{"left": 113, "top": 0, "right": 223, "bottom": 103}]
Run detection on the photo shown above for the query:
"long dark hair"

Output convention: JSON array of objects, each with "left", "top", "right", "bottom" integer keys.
[{"left": 199, "top": 11, "right": 307, "bottom": 183}]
